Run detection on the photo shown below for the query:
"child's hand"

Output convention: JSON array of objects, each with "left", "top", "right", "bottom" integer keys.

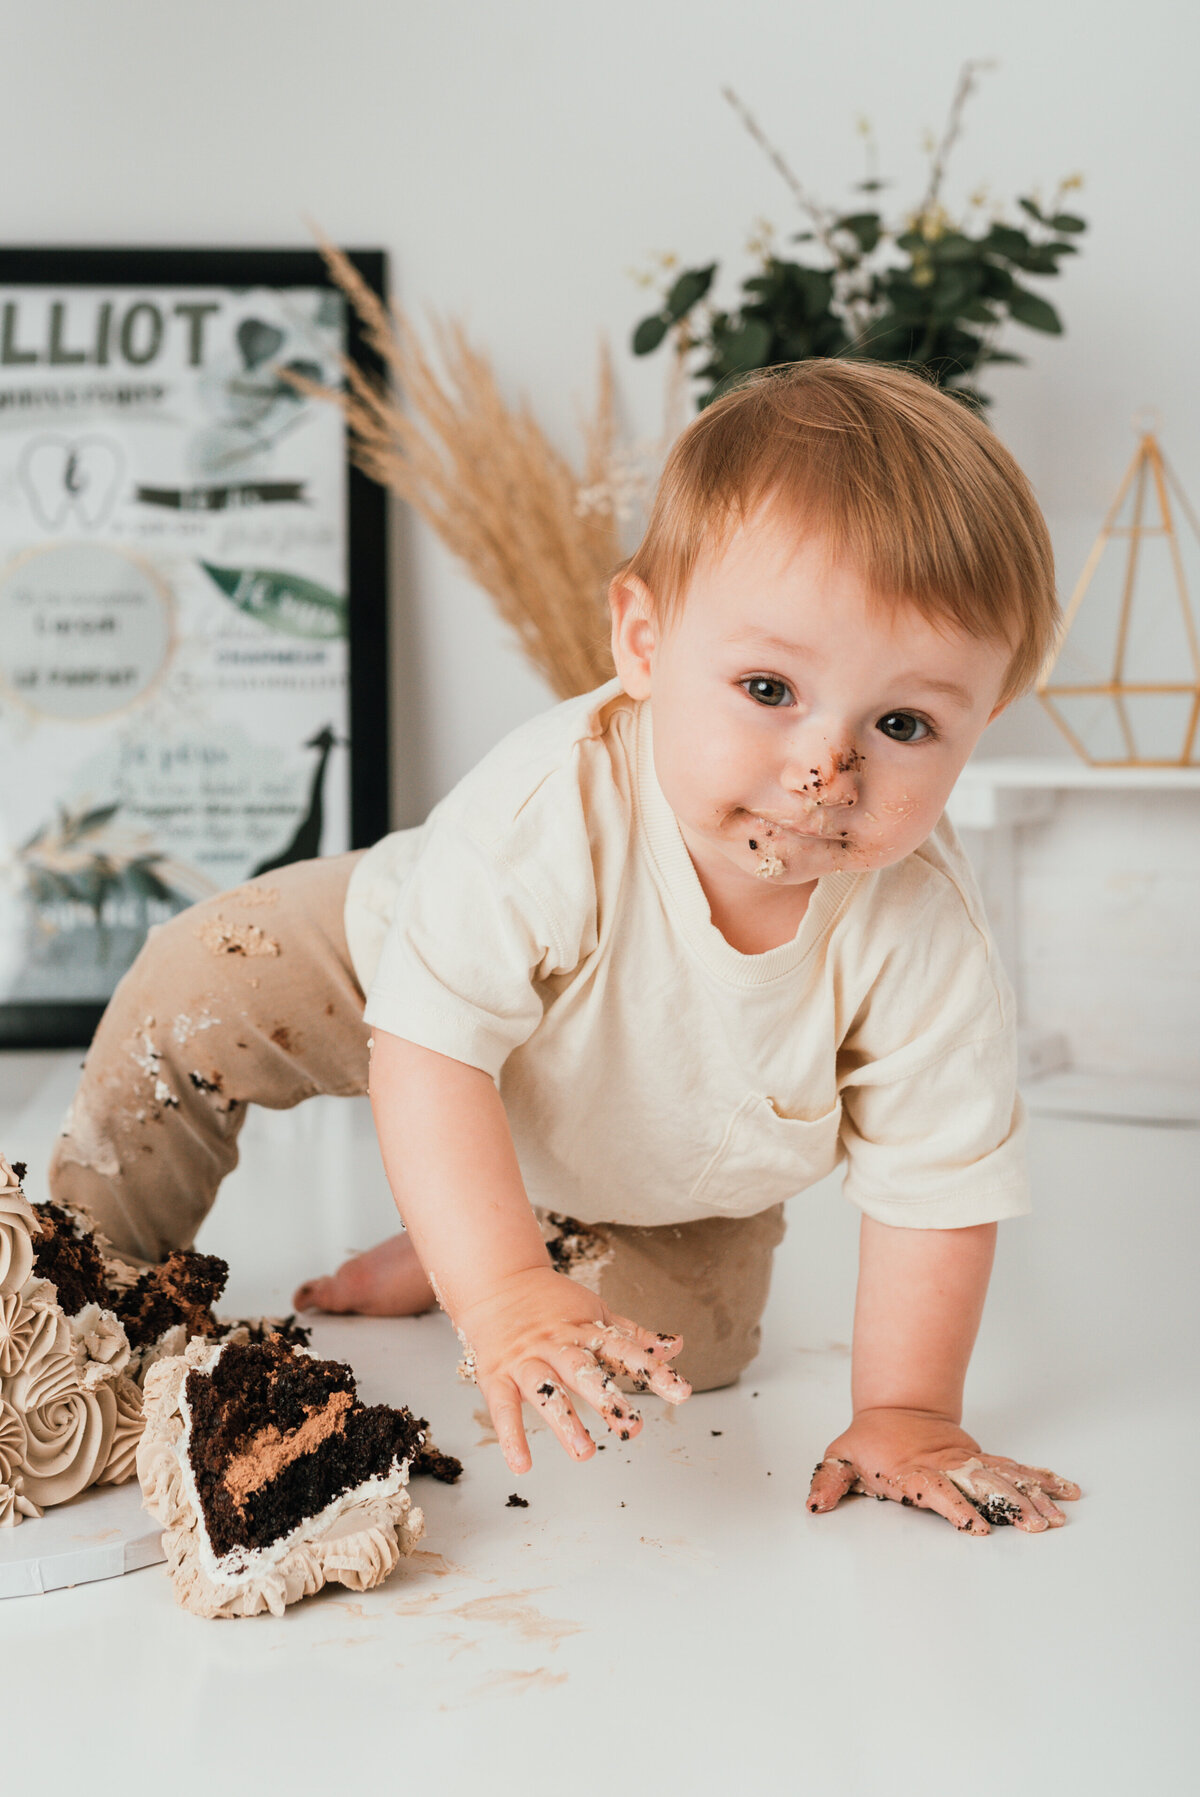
[
  {"left": 455, "top": 1266, "right": 692, "bottom": 1474},
  {"left": 806, "top": 1407, "right": 1081, "bottom": 1534}
]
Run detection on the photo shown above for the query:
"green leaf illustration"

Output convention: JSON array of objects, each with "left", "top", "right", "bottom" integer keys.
[{"left": 201, "top": 562, "right": 348, "bottom": 639}]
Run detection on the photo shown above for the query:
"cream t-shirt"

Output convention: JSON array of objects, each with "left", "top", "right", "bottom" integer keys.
[{"left": 345, "top": 679, "right": 1029, "bottom": 1231}]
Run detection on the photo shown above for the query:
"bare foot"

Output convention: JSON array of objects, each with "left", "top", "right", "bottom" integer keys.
[{"left": 293, "top": 1231, "right": 437, "bottom": 1317}]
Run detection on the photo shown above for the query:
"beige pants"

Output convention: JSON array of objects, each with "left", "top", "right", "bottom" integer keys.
[{"left": 49, "top": 853, "right": 785, "bottom": 1391}]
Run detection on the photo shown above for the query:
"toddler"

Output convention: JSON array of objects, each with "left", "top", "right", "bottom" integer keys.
[{"left": 50, "top": 360, "right": 1080, "bottom": 1534}]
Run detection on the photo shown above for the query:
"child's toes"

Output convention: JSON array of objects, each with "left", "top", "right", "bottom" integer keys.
[{"left": 293, "top": 1276, "right": 334, "bottom": 1312}]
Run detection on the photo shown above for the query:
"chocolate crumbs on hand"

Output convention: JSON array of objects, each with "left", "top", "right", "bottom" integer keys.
[{"left": 505, "top": 1492, "right": 529, "bottom": 1508}]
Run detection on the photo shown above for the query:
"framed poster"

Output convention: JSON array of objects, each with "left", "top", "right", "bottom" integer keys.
[{"left": 0, "top": 246, "right": 389, "bottom": 1047}]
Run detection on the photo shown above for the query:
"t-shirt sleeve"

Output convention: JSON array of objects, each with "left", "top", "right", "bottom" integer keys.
[
  {"left": 361, "top": 811, "right": 590, "bottom": 1079},
  {"left": 836, "top": 882, "right": 1030, "bottom": 1229}
]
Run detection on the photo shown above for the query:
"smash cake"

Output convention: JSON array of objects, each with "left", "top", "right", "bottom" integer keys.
[
  {"left": 0, "top": 1150, "right": 248, "bottom": 1520},
  {"left": 0, "top": 1152, "right": 461, "bottom": 1614},
  {"left": 139, "top": 1334, "right": 431, "bottom": 1617}
]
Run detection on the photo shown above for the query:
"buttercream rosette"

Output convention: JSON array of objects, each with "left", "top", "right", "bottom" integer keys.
[
  {"left": 0, "top": 1159, "right": 129, "bottom": 1520},
  {"left": 96, "top": 1375, "right": 144, "bottom": 1486},
  {"left": 0, "top": 1398, "right": 27, "bottom": 1484},
  {"left": 4, "top": 1347, "right": 117, "bottom": 1507},
  {"left": 0, "top": 1476, "right": 41, "bottom": 1526},
  {"left": 68, "top": 1302, "right": 132, "bottom": 1390},
  {"left": 0, "top": 1157, "right": 37, "bottom": 1299},
  {"left": 137, "top": 1342, "right": 424, "bottom": 1619}
]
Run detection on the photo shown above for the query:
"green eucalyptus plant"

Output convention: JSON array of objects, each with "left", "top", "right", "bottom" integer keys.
[{"left": 632, "top": 61, "right": 1087, "bottom": 412}]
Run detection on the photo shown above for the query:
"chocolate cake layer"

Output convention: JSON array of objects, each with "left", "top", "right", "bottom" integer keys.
[
  {"left": 30, "top": 1200, "right": 110, "bottom": 1315},
  {"left": 409, "top": 1438, "right": 464, "bottom": 1484},
  {"left": 113, "top": 1250, "right": 228, "bottom": 1348},
  {"left": 32, "top": 1202, "right": 229, "bottom": 1349},
  {"left": 226, "top": 1314, "right": 312, "bottom": 1350},
  {"left": 183, "top": 1337, "right": 424, "bottom": 1560}
]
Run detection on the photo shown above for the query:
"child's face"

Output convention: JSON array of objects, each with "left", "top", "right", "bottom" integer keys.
[{"left": 611, "top": 504, "right": 1013, "bottom": 893}]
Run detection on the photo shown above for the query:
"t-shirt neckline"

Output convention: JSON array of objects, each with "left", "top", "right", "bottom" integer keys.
[{"left": 632, "top": 697, "right": 859, "bottom": 987}]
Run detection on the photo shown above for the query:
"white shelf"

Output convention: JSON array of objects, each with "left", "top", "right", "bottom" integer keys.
[
  {"left": 948, "top": 757, "right": 1200, "bottom": 1126},
  {"left": 949, "top": 756, "right": 1200, "bottom": 828},
  {"left": 961, "top": 755, "right": 1200, "bottom": 788}
]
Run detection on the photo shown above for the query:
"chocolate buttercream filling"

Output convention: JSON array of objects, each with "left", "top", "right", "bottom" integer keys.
[{"left": 223, "top": 1390, "right": 352, "bottom": 1508}]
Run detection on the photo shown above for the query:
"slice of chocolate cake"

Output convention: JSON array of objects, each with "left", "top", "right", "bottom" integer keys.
[{"left": 138, "top": 1335, "right": 427, "bottom": 1617}]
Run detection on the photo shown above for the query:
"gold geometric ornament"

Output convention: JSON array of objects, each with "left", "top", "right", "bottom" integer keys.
[{"left": 1037, "top": 409, "right": 1200, "bottom": 765}]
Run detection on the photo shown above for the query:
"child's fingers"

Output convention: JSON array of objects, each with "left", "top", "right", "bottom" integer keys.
[
  {"left": 484, "top": 1378, "right": 532, "bottom": 1475},
  {"left": 946, "top": 1460, "right": 1061, "bottom": 1532},
  {"left": 602, "top": 1314, "right": 685, "bottom": 1363},
  {"left": 806, "top": 1457, "right": 857, "bottom": 1513},
  {"left": 971, "top": 1469, "right": 1049, "bottom": 1532},
  {"left": 900, "top": 1469, "right": 991, "bottom": 1535},
  {"left": 522, "top": 1363, "right": 595, "bottom": 1461},
  {"left": 646, "top": 1361, "right": 691, "bottom": 1403},
  {"left": 1018, "top": 1482, "right": 1066, "bottom": 1527},
  {"left": 987, "top": 1456, "right": 1081, "bottom": 1502},
  {"left": 555, "top": 1346, "right": 643, "bottom": 1441},
  {"left": 584, "top": 1326, "right": 692, "bottom": 1404}
]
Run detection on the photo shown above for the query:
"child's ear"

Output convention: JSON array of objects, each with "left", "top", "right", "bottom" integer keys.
[{"left": 608, "top": 572, "right": 659, "bottom": 698}]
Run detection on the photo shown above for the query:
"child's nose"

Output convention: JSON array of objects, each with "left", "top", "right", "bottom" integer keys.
[{"left": 783, "top": 742, "right": 863, "bottom": 807}]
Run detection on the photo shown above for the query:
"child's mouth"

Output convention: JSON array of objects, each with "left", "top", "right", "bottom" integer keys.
[{"left": 744, "top": 811, "right": 848, "bottom": 845}]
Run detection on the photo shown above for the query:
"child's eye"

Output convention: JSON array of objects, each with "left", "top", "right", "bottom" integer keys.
[
  {"left": 876, "top": 711, "right": 933, "bottom": 743},
  {"left": 742, "top": 676, "right": 793, "bottom": 708}
]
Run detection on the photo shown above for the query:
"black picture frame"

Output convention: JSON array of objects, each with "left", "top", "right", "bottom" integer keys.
[{"left": 0, "top": 246, "right": 389, "bottom": 1049}]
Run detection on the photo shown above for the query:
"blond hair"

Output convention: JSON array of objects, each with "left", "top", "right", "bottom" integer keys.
[{"left": 618, "top": 360, "right": 1059, "bottom": 704}]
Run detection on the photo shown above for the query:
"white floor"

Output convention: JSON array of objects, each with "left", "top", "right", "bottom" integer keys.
[{"left": 2, "top": 1049, "right": 1197, "bottom": 1796}]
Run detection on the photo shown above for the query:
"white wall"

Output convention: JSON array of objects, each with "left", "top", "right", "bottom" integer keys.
[{"left": 3, "top": 0, "right": 1197, "bottom": 819}]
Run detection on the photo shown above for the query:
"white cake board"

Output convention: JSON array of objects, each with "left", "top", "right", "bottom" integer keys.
[{"left": 0, "top": 1480, "right": 165, "bottom": 1599}]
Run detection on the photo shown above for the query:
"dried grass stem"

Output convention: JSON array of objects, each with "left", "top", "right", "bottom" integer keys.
[{"left": 286, "top": 224, "right": 621, "bottom": 700}]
